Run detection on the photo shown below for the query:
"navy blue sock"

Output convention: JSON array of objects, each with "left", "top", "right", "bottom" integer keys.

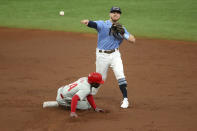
[{"left": 119, "top": 84, "right": 128, "bottom": 98}]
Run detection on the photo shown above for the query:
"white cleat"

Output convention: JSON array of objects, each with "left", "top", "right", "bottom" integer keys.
[
  {"left": 120, "top": 98, "right": 129, "bottom": 108},
  {"left": 43, "top": 101, "right": 59, "bottom": 108}
]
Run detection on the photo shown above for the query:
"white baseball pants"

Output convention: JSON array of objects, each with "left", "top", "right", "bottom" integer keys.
[{"left": 91, "top": 48, "right": 126, "bottom": 95}]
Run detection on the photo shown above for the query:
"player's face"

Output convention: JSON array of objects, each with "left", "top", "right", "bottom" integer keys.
[
  {"left": 91, "top": 83, "right": 100, "bottom": 88},
  {"left": 110, "top": 12, "right": 121, "bottom": 22}
]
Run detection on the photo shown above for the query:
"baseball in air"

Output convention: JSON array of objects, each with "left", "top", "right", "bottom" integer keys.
[{"left": 59, "top": 11, "right": 64, "bottom": 16}]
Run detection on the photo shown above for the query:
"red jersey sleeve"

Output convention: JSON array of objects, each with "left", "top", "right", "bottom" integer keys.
[
  {"left": 71, "top": 95, "right": 80, "bottom": 112},
  {"left": 87, "top": 94, "right": 97, "bottom": 109}
]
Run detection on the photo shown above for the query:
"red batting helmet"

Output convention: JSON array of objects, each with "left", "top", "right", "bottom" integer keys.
[{"left": 88, "top": 72, "right": 104, "bottom": 84}]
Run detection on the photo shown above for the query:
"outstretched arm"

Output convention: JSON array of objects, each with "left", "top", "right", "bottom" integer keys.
[
  {"left": 128, "top": 34, "right": 136, "bottom": 43},
  {"left": 87, "top": 95, "right": 105, "bottom": 112},
  {"left": 124, "top": 33, "right": 135, "bottom": 43},
  {"left": 70, "top": 95, "right": 80, "bottom": 118},
  {"left": 81, "top": 20, "right": 97, "bottom": 29}
]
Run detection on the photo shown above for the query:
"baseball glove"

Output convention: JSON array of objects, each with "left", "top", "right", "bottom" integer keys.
[{"left": 109, "top": 22, "right": 125, "bottom": 40}]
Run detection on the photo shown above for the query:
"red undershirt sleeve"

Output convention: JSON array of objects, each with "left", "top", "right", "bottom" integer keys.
[
  {"left": 87, "top": 94, "right": 97, "bottom": 109},
  {"left": 71, "top": 95, "right": 80, "bottom": 112}
]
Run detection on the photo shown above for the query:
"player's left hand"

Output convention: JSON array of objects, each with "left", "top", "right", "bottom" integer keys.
[{"left": 94, "top": 108, "right": 105, "bottom": 113}]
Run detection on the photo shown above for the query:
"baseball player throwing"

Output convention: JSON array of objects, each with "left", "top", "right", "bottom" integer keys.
[
  {"left": 81, "top": 7, "right": 135, "bottom": 108},
  {"left": 43, "top": 72, "right": 105, "bottom": 118}
]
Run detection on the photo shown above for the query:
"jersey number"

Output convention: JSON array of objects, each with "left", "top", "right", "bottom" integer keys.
[{"left": 68, "top": 82, "right": 78, "bottom": 91}]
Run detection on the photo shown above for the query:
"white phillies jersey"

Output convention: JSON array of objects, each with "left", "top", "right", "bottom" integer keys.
[{"left": 60, "top": 77, "right": 91, "bottom": 101}]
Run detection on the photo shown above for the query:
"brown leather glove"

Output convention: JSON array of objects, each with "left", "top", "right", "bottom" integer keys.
[{"left": 109, "top": 22, "right": 125, "bottom": 40}]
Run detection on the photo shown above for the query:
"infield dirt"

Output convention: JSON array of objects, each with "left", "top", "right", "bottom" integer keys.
[{"left": 0, "top": 27, "right": 197, "bottom": 131}]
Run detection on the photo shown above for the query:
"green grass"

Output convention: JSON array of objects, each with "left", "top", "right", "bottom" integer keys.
[{"left": 0, "top": 0, "right": 196, "bottom": 41}]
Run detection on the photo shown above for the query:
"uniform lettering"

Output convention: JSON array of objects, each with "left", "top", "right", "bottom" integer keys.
[{"left": 68, "top": 82, "right": 78, "bottom": 91}]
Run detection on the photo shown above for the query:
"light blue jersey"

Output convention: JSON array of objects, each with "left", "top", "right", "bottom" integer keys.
[{"left": 95, "top": 20, "right": 130, "bottom": 50}]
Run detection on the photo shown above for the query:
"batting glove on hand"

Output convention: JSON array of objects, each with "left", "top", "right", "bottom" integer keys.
[
  {"left": 94, "top": 108, "right": 105, "bottom": 113},
  {"left": 70, "top": 112, "right": 78, "bottom": 118}
]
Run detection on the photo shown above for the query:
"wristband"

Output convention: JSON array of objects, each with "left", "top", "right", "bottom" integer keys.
[{"left": 124, "top": 33, "right": 129, "bottom": 40}]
